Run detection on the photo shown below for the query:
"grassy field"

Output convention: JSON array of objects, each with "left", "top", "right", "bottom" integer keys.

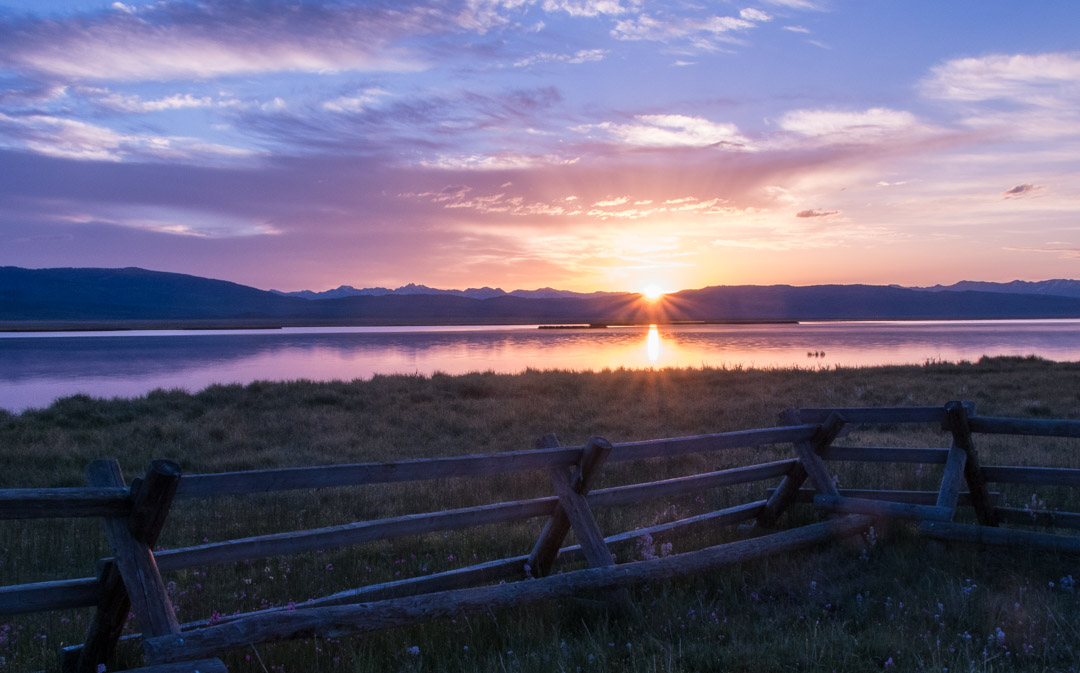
[{"left": 2, "top": 357, "right": 1080, "bottom": 672}]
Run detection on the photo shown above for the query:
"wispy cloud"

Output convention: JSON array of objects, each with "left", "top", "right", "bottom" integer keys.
[
  {"left": 539, "top": 0, "right": 633, "bottom": 17},
  {"left": 421, "top": 152, "right": 580, "bottom": 171},
  {"left": 795, "top": 208, "right": 838, "bottom": 218},
  {"left": 577, "top": 114, "right": 752, "bottom": 149},
  {"left": 80, "top": 88, "right": 215, "bottom": 113},
  {"left": 612, "top": 13, "right": 756, "bottom": 48},
  {"left": 739, "top": 8, "right": 773, "bottom": 22},
  {"left": 761, "top": 0, "right": 823, "bottom": 11},
  {"left": 0, "top": 112, "right": 256, "bottom": 162},
  {"left": 1005, "top": 246, "right": 1080, "bottom": 259},
  {"left": 322, "top": 88, "right": 391, "bottom": 114},
  {"left": 55, "top": 207, "right": 280, "bottom": 238},
  {"left": 514, "top": 48, "right": 608, "bottom": 68},
  {"left": 921, "top": 52, "right": 1080, "bottom": 106},
  {"left": 921, "top": 52, "right": 1080, "bottom": 143},
  {"left": 0, "top": 2, "right": 430, "bottom": 81},
  {"left": 777, "top": 107, "right": 932, "bottom": 145}
]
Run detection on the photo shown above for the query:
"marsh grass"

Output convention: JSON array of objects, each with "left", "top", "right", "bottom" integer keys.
[{"left": 2, "top": 357, "right": 1080, "bottom": 671}]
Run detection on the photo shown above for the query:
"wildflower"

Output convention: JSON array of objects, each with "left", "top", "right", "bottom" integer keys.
[
  {"left": 636, "top": 534, "right": 658, "bottom": 561},
  {"left": 884, "top": 657, "right": 894, "bottom": 669},
  {"left": 406, "top": 645, "right": 420, "bottom": 656}
]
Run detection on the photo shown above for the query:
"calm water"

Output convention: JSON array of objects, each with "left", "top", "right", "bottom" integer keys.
[{"left": 2, "top": 320, "right": 1079, "bottom": 413}]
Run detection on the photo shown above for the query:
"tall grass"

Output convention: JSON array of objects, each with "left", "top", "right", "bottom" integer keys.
[{"left": 2, "top": 357, "right": 1080, "bottom": 672}]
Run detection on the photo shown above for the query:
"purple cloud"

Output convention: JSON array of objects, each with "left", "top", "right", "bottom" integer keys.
[
  {"left": 1002, "top": 183, "right": 1043, "bottom": 199},
  {"left": 795, "top": 209, "right": 838, "bottom": 218}
]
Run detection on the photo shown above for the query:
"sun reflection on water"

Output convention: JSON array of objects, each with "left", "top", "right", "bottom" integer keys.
[{"left": 646, "top": 324, "right": 661, "bottom": 362}]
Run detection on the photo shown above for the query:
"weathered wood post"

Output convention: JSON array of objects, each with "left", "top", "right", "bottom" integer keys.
[
  {"left": 942, "top": 402, "right": 996, "bottom": 526},
  {"left": 527, "top": 434, "right": 613, "bottom": 577},
  {"left": 68, "top": 460, "right": 183, "bottom": 672},
  {"left": 757, "top": 410, "right": 846, "bottom": 527},
  {"left": 527, "top": 434, "right": 635, "bottom": 612}
]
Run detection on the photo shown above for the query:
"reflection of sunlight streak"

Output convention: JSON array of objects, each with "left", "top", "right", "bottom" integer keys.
[{"left": 646, "top": 325, "right": 661, "bottom": 362}]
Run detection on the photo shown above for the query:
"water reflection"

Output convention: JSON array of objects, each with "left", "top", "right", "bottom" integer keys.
[
  {"left": 2, "top": 320, "right": 1080, "bottom": 412},
  {"left": 646, "top": 325, "right": 661, "bottom": 362}
]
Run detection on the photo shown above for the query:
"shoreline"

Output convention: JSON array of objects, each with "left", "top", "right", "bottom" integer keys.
[
  {"left": 3, "top": 316, "right": 1078, "bottom": 333},
  {"left": 0, "top": 318, "right": 806, "bottom": 333}
]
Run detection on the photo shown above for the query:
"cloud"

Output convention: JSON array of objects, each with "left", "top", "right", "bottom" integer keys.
[
  {"left": 777, "top": 107, "right": 928, "bottom": 145},
  {"left": 783, "top": 25, "right": 811, "bottom": 33},
  {"left": 739, "top": 8, "right": 772, "bottom": 21},
  {"left": 81, "top": 88, "right": 215, "bottom": 113},
  {"left": 1001, "top": 183, "right": 1043, "bottom": 199},
  {"left": 322, "top": 88, "right": 391, "bottom": 114},
  {"left": 577, "top": 114, "right": 752, "bottom": 149},
  {"left": 0, "top": 2, "right": 429, "bottom": 81},
  {"left": 612, "top": 13, "right": 755, "bottom": 47},
  {"left": 420, "top": 152, "right": 580, "bottom": 170},
  {"left": 539, "top": 0, "right": 632, "bottom": 17},
  {"left": 456, "top": 0, "right": 631, "bottom": 32},
  {"left": 0, "top": 112, "right": 256, "bottom": 162},
  {"left": 514, "top": 48, "right": 608, "bottom": 68},
  {"left": 795, "top": 209, "right": 838, "bottom": 218},
  {"left": 55, "top": 207, "right": 280, "bottom": 238},
  {"left": 1005, "top": 246, "right": 1080, "bottom": 259},
  {"left": 921, "top": 52, "right": 1080, "bottom": 106},
  {"left": 761, "top": 0, "right": 822, "bottom": 10},
  {"left": 0, "top": 84, "right": 69, "bottom": 106}
]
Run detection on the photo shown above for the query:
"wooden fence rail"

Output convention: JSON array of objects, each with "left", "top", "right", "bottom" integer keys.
[{"left": 3, "top": 402, "right": 1080, "bottom": 673}]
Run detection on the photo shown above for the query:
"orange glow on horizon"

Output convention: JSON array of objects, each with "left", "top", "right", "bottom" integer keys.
[{"left": 642, "top": 284, "right": 665, "bottom": 300}]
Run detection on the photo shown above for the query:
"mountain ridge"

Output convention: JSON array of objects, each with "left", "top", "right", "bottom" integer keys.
[
  {"left": 269, "top": 283, "right": 630, "bottom": 301},
  {"left": 4, "top": 267, "right": 1080, "bottom": 325}
]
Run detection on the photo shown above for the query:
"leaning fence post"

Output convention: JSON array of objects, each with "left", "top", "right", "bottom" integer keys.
[
  {"left": 757, "top": 410, "right": 846, "bottom": 527},
  {"left": 72, "top": 460, "right": 182, "bottom": 672},
  {"left": 527, "top": 434, "right": 613, "bottom": 578},
  {"left": 942, "top": 401, "right": 996, "bottom": 526}
]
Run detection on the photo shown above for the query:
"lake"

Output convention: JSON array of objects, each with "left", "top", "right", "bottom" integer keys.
[{"left": 2, "top": 320, "right": 1080, "bottom": 413}]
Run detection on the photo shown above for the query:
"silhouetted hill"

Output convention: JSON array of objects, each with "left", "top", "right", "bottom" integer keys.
[
  {"left": 4, "top": 267, "right": 1080, "bottom": 326},
  {"left": 664, "top": 284, "right": 1080, "bottom": 320},
  {"left": 0, "top": 266, "right": 309, "bottom": 320}
]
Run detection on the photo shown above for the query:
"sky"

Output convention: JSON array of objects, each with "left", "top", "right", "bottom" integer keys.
[{"left": 0, "top": 1, "right": 1078, "bottom": 293}]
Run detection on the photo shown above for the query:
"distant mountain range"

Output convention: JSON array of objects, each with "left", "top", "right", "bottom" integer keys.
[
  {"left": 909, "top": 279, "right": 1080, "bottom": 299},
  {"left": 270, "top": 283, "right": 627, "bottom": 301},
  {"left": 4, "top": 266, "right": 1080, "bottom": 326}
]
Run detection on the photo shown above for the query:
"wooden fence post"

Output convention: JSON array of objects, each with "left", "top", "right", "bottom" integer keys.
[
  {"left": 933, "top": 441, "right": 968, "bottom": 519},
  {"left": 70, "top": 460, "right": 182, "bottom": 672},
  {"left": 942, "top": 402, "right": 996, "bottom": 526},
  {"left": 526, "top": 434, "right": 632, "bottom": 611},
  {"left": 527, "top": 435, "right": 612, "bottom": 578},
  {"left": 757, "top": 410, "right": 846, "bottom": 527}
]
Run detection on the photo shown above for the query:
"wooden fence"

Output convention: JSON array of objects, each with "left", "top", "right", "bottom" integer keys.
[{"left": 2, "top": 402, "right": 1080, "bottom": 672}]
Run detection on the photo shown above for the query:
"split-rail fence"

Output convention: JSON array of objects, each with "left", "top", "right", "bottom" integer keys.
[{"left": 3, "top": 402, "right": 1080, "bottom": 672}]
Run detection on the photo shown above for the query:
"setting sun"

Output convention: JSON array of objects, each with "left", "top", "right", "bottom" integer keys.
[{"left": 642, "top": 285, "right": 665, "bottom": 301}]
